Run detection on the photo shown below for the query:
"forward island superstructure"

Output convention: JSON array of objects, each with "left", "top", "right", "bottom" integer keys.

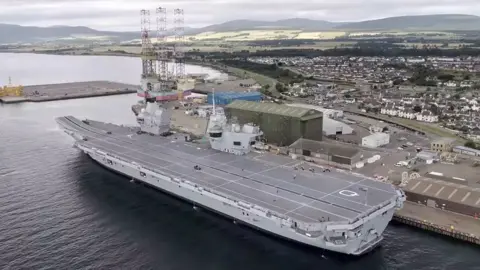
[{"left": 56, "top": 7, "right": 405, "bottom": 256}]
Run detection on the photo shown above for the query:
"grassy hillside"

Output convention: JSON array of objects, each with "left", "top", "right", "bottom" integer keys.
[
  {"left": 337, "top": 14, "right": 480, "bottom": 31},
  {"left": 0, "top": 24, "right": 137, "bottom": 44},
  {"left": 2, "top": 14, "right": 479, "bottom": 45}
]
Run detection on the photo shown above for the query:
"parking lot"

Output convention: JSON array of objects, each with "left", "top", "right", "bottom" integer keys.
[
  {"left": 414, "top": 161, "right": 480, "bottom": 188},
  {"left": 343, "top": 113, "right": 431, "bottom": 152},
  {"left": 354, "top": 151, "right": 413, "bottom": 182}
]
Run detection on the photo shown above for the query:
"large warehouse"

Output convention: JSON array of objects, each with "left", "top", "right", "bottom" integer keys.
[
  {"left": 286, "top": 103, "right": 353, "bottom": 135},
  {"left": 207, "top": 91, "right": 262, "bottom": 105},
  {"left": 403, "top": 178, "right": 480, "bottom": 217},
  {"left": 288, "top": 138, "right": 364, "bottom": 169},
  {"left": 225, "top": 100, "right": 323, "bottom": 146}
]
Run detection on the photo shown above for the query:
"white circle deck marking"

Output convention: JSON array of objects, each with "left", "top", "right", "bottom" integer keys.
[{"left": 339, "top": 190, "right": 359, "bottom": 197}]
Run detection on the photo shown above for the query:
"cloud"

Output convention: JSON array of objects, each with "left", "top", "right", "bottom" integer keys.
[{"left": 0, "top": 0, "right": 479, "bottom": 30}]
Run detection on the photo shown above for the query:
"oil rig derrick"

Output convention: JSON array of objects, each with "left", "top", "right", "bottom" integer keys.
[
  {"left": 140, "top": 9, "right": 156, "bottom": 95},
  {"left": 173, "top": 8, "right": 185, "bottom": 80},
  {"left": 139, "top": 7, "right": 189, "bottom": 103}
]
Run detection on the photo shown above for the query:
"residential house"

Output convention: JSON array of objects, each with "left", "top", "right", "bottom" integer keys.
[
  {"left": 416, "top": 111, "right": 439, "bottom": 123},
  {"left": 431, "top": 137, "right": 456, "bottom": 152}
]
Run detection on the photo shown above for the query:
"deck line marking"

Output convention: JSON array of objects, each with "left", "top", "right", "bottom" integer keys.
[
  {"left": 475, "top": 197, "right": 480, "bottom": 206},
  {"left": 461, "top": 192, "right": 471, "bottom": 202},
  {"left": 422, "top": 184, "right": 433, "bottom": 194},
  {"left": 283, "top": 199, "right": 317, "bottom": 215},
  {"left": 410, "top": 181, "right": 422, "bottom": 191},
  {"left": 67, "top": 120, "right": 391, "bottom": 216},
  {"left": 448, "top": 189, "right": 457, "bottom": 200},
  {"left": 434, "top": 186, "right": 445, "bottom": 197}
]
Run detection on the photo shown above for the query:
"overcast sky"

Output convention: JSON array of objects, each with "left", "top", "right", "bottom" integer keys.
[{"left": 1, "top": 0, "right": 479, "bottom": 31}]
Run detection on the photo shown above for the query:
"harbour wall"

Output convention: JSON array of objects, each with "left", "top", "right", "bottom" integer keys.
[
  {"left": 393, "top": 202, "right": 480, "bottom": 246},
  {"left": 0, "top": 81, "right": 138, "bottom": 104}
]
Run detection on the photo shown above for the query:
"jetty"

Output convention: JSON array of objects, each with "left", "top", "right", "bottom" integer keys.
[{"left": 0, "top": 81, "right": 138, "bottom": 103}]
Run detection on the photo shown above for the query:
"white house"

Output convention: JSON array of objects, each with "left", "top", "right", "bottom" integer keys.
[
  {"left": 416, "top": 111, "right": 439, "bottom": 123},
  {"left": 398, "top": 110, "right": 416, "bottom": 119},
  {"left": 445, "top": 81, "right": 457, "bottom": 87},
  {"left": 362, "top": 133, "right": 390, "bottom": 148}
]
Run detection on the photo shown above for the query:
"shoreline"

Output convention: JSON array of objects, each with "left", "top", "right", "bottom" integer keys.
[
  {"left": 0, "top": 90, "right": 137, "bottom": 104},
  {"left": 0, "top": 80, "right": 139, "bottom": 104}
]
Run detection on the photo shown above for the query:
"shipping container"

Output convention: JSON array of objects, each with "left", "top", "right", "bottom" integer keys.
[{"left": 207, "top": 91, "right": 262, "bottom": 105}]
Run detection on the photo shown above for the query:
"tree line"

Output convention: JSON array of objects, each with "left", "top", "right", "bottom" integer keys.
[{"left": 187, "top": 46, "right": 480, "bottom": 59}]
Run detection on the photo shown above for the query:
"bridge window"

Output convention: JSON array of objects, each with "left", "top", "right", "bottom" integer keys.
[{"left": 233, "top": 141, "right": 241, "bottom": 146}]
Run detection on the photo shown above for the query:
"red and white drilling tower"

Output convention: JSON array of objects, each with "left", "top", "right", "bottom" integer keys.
[{"left": 138, "top": 7, "right": 192, "bottom": 103}]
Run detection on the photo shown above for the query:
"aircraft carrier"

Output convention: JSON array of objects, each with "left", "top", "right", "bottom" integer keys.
[
  {"left": 55, "top": 6, "right": 404, "bottom": 255},
  {"left": 56, "top": 108, "right": 405, "bottom": 255}
]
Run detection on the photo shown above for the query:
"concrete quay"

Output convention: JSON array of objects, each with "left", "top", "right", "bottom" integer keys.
[
  {"left": 394, "top": 201, "right": 480, "bottom": 245},
  {"left": 0, "top": 81, "right": 138, "bottom": 103}
]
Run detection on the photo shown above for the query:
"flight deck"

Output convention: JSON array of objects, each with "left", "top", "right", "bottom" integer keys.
[{"left": 57, "top": 116, "right": 399, "bottom": 224}]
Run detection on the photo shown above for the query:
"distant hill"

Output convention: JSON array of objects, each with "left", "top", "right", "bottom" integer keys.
[
  {"left": 0, "top": 24, "right": 137, "bottom": 44},
  {"left": 187, "top": 18, "right": 344, "bottom": 34},
  {"left": 187, "top": 14, "right": 480, "bottom": 33},
  {"left": 1, "top": 14, "right": 480, "bottom": 44},
  {"left": 336, "top": 14, "right": 480, "bottom": 31}
]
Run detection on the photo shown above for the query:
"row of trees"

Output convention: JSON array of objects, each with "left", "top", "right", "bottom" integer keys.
[
  {"left": 220, "top": 60, "right": 305, "bottom": 85},
  {"left": 465, "top": 141, "right": 480, "bottom": 150},
  {"left": 186, "top": 46, "right": 480, "bottom": 59}
]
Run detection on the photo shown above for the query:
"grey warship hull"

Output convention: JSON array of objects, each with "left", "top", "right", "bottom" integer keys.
[{"left": 56, "top": 116, "right": 405, "bottom": 255}]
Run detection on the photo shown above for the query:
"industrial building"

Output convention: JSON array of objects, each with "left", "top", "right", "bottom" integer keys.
[
  {"left": 323, "top": 118, "right": 354, "bottom": 136},
  {"left": 288, "top": 138, "right": 363, "bottom": 169},
  {"left": 431, "top": 137, "right": 456, "bottom": 152},
  {"left": 403, "top": 178, "right": 480, "bottom": 217},
  {"left": 362, "top": 133, "right": 390, "bottom": 148},
  {"left": 286, "top": 104, "right": 353, "bottom": 135},
  {"left": 453, "top": 146, "right": 480, "bottom": 157},
  {"left": 416, "top": 150, "right": 439, "bottom": 161},
  {"left": 207, "top": 91, "right": 262, "bottom": 105},
  {"left": 225, "top": 100, "right": 323, "bottom": 146}
]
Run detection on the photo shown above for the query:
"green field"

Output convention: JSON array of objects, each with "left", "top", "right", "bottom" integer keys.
[
  {"left": 226, "top": 66, "right": 277, "bottom": 87},
  {"left": 186, "top": 30, "right": 347, "bottom": 41},
  {"left": 353, "top": 111, "right": 465, "bottom": 142},
  {"left": 394, "top": 118, "right": 462, "bottom": 139}
]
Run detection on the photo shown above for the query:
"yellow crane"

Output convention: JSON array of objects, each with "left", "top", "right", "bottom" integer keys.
[{"left": 0, "top": 77, "right": 24, "bottom": 97}]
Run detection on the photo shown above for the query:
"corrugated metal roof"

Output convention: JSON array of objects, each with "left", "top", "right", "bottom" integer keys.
[
  {"left": 287, "top": 103, "right": 343, "bottom": 117},
  {"left": 226, "top": 100, "right": 321, "bottom": 118},
  {"left": 454, "top": 146, "right": 480, "bottom": 155},
  {"left": 208, "top": 91, "right": 262, "bottom": 99},
  {"left": 405, "top": 178, "right": 480, "bottom": 208},
  {"left": 289, "top": 138, "right": 360, "bottom": 158},
  {"left": 363, "top": 133, "right": 389, "bottom": 140}
]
